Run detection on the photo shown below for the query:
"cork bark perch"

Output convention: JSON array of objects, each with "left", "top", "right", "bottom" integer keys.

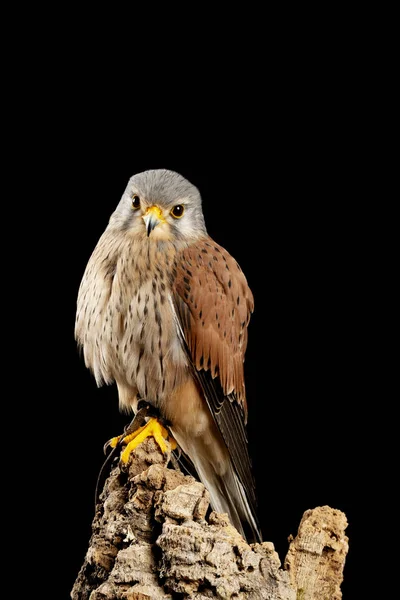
[{"left": 71, "top": 437, "right": 348, "bottom": 600}]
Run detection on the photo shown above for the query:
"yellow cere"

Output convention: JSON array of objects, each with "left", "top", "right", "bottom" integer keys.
[{"left": 145, "top": 205, "right": 165, "bottom": 221}]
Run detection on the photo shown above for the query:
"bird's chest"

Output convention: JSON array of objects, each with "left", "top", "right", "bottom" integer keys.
[{"left": 77, "top": 240, "right": 188, "bottom": 400}]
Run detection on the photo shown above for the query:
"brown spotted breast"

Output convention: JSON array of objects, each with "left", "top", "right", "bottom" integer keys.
[{"left": 75, "top": 229, "right": 190, "bottom": 410}]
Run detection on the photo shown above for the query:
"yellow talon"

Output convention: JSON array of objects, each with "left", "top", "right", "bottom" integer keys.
[
  {"left": 109, "top": 436, "right": 122, "bottom": 448},
  {"left": 113, "top": 417, "right": 176, "bottom": 464}
]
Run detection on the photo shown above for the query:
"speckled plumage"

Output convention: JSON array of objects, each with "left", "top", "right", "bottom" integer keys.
[{"left": 75, "top": 169, "right": 261, "bottom": 542}]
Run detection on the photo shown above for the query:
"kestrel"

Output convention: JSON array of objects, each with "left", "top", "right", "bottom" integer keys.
[{"left": 75, "top": 169, "right": 262, "bottom": 543}]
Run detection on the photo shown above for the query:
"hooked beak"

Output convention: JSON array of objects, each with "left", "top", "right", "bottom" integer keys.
[{"left": 142, "top": 205, "right": 165, "bottom": 236}]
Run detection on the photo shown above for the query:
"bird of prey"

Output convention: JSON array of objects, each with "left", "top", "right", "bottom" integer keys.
[{"left": 75, "top": 169, "right": 262, "bottom": 543}]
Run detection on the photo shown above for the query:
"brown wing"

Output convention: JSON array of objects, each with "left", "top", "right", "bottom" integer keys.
[
  {"left": 171, "top": 236, "right": 257, "bottom": 511},
  {"left": 172, "top": 237, "right": 254, "bottom": 414}
]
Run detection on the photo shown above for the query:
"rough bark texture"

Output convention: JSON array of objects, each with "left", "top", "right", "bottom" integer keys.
[
  {"left": 71, "top": 438, "right": 348, "bottom": 600},
  {"left": 284, "top": 506, "right": 349, "bottom": 600}
]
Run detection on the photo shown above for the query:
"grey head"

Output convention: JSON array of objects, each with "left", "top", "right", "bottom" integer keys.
[{"left": 109, "top": 169, "right": 207, "bottom": 242}]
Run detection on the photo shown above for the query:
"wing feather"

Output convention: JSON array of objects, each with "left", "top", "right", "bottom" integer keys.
[
  {"left": 171, "top": 237, "right": 257, "bottom": 512},
  {"left": 173, "top": 238, "right": 254, "bottom": 408}
]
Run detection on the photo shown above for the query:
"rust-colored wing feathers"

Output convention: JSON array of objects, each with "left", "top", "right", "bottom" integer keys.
[
  {"left": 173, "top": 238, "right": 254, "bottom": 415},
  {"left": 172, "top": 237, "right": 258, "bottom": 515}
]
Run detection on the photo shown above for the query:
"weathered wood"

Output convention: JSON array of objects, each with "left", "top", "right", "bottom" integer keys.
[
  {"left": 284, "top": 506, "right": 348, "bottom": 600},
  {"left": 71, "top": 438, "right": 348, "bottom": 600}
]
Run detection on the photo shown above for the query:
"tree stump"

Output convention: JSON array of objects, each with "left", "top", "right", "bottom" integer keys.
[{"left": 71, "top": 438, "right": 348, "bottom": 599}]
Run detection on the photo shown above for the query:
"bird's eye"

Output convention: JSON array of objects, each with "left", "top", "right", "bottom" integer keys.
[
  {"left": 131, "top": 195, "right": 141, "bottom": 210},
  {"left": 170, "top": 204, "right": 185, "bottom": 219}
]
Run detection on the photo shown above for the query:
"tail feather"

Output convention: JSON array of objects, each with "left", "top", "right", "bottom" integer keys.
[
  {"left": 208, "top": 460, "right": 262, "bottom": 544},
  {"left": 173, "top": 431, "right": 262, "bottom": 544}
]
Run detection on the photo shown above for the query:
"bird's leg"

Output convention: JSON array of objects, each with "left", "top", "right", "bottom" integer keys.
[
  {"left": 108, "top": 401, "right": 177, "bottom": 464},
  {"left": 119, "top": 417, "right": 177, "bottom": 463},
  {"left": 96, "top": 405, "right": 153, "bottom": 505},
  {"left": 103, "top": 403, "right": 151, "bottom": 454}
]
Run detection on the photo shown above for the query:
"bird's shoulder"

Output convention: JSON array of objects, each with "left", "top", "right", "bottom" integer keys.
[
  {"left": 171, "top": 236, "right": 253, "bottom": 403},
  {"left": 173, "top": 236, "right": 254, "bottom": 312}
]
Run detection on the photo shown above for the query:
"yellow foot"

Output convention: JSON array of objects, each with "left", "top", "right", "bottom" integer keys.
[{"left": 109, "top": 417, "right": 177, "bottom": 464}]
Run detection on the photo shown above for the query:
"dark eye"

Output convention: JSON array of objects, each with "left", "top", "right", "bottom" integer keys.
[
  {"left": 170, "top": 204, "right": 185, "bottom": 219},
  {"left": 131, "top": 194, "right": 141, "bottom": 209}
]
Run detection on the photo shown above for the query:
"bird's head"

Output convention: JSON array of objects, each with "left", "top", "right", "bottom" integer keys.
[{"left": 109, "top": 169, "right": 207, "bottom": 242}]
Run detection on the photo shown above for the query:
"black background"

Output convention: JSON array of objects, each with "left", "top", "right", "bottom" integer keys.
[
  {"left": 54, "top": 124, "right": 369, "bottom": 599},
  {"left": 13, "top": 28, "right": 385, "bottom": 599}
]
